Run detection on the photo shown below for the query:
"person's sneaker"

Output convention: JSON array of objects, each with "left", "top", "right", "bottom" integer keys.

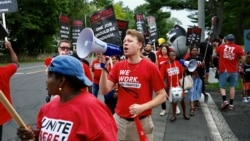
[
  {"left": 243, "top": 99, "right": 248, "bottom": 104},
  {"left": 221, "top": 101, "right": 229, "bottom": 110},
  {"left": 228, "top": 104, "right": 235, "bottom": 110},
  {"left": 159, "top": 110, "right": 166, "bottom": 116}
]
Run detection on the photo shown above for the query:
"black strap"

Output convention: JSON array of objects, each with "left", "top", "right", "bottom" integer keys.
[{"left": 182, "top": 70, "right": 186, "bottom": 89}]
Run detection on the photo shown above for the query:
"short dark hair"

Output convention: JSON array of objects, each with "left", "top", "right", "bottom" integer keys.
[{"left": 57, "top": 39, "right": 71, "bottom": 48}]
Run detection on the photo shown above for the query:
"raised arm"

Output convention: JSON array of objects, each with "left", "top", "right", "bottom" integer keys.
[
  {"left": 5, "top": 40, "right": 19, "bottom": 65},
  {"left": 99, "top": 55, "right": 116, "bottom": 95}
]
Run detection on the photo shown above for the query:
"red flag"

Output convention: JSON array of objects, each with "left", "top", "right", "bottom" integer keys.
[{"left": 134, "top": 116, "right": 148, "bottom": 141}]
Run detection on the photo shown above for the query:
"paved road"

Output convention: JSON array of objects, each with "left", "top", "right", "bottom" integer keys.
[{"left": 2, "top": 62, "right": 250, "bottom": 141}]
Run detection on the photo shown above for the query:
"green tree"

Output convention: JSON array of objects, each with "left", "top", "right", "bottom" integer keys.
[
  {"left": 6, "top": 0, "right": 70, "bottom": 55},
  {"left": 145, "top": 0, "right": 250, "bottom": 44},
  {"left": 113, "top": 3, "right": 127, "bottom": 20},
  {"left": 134, "top": 3, "right": 172, "bottom": 39}
]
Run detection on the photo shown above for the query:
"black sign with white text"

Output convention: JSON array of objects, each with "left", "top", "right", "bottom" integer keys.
[
  {"left": 0, "top": 0, "right": 18, "bottom": 13},
  {"left": 117, "top": 19, "right": 128, "bottom": 42},
  {"left": 90, "top": 5, "right": 121, "bottom": 47},
  {"left": 59, "top": 14, "right": 70, "bottom": 40},
  {"left": 147, "top": 16, "right": 157, "bottom": 43},
  {"left": 72, "top": 20, "right": 84, "bottom": 46},
  {"left": 186, "top": 27, "right": 202, "bottom": 46}
]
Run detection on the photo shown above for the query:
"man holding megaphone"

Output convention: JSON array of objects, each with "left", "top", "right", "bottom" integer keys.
[{"left": 99, "top": 29, "right": 167, "bottom": 141}]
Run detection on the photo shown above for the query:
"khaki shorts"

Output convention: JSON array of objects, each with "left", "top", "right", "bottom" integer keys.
[{"left": 113, "top": 113, "right": 154, "bottom": 141}]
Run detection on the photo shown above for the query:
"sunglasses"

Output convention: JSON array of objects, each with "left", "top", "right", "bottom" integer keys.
[{"left": 59, "top": 46, "right": 70, "bottom": 51}]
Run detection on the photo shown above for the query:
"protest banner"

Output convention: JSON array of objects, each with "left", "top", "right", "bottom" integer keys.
[
  {"left": 116, "top": 19, "right": 128, "bottom": 42},
  {"left": 186, "top": 26, "right": 201, "bottom": 46},
  {"left": 72, "top": 20, "right": 84, "bottom": 47},
  {"left": 0, "top": 0, "right": 18, "bottom": 40},
  {"left": 147, "top": 16, "right": 157, "bottom": 43},
  {"left": 90, "top": 5, "right": 122, "bottom": 47},
  {"left": 134, "top": 13, "right": 148, "bottom": 44},
  {"left": 59, "top": 14, "right": 70, "bottom": 40},
  {"left": 0, "top": 0, "right": 18, "bottom": 13}
]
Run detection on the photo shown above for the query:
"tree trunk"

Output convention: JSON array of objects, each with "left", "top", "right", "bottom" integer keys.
[
  {"left": 217, "top": 0, "right": 224, "bottom": 36},
  {"left": 236, "top": 0, "right": 245, "bottom": 43},
  {"left": 208, "top": 0, "right": 218, "bottom": 41}
]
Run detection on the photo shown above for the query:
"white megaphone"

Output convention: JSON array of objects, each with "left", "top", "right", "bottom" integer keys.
[
  {"left": 76, "top": 28, "right": 122, "bottom": 58},
  {"left": 180, "top": 59, "right": 197, "bottom": 72}
]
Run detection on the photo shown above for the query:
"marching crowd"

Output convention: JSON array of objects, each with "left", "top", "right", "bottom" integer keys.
[{"left": 0, "top": 29, "right": 248, "bottom": 140}]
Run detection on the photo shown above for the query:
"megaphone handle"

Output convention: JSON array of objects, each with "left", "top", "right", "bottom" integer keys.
[{"left": 100, "top": 63, "right": 106, "bottom": 69}]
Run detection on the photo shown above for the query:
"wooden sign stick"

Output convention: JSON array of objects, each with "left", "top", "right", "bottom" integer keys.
[{"left": 0, "top": 90, "right": 27, "bottom": 129}]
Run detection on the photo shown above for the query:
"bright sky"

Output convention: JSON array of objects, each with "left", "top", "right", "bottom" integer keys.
[{"left": 113, "top": 0, "right": 197, "bottom": 30}]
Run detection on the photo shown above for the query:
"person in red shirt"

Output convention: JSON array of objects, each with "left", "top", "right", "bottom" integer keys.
[
  {"left": 157, "top": 44, "right": 170, "bottom": 116},
  {"left": 155, "top": 38, "right": 165, "bottom": 64},
  {"left": 216, "top": 34, "right": 245, "bottom": 110},
  {"left": 0, "top": 41, "right": 19, "bottom": 140},
  {"left": 157, "top": 44, "right": 170, "bottom": 69},
  {"left": 160, "top": 50, "right": 190, "bottom": 122},
  {"left": 17, "top": 55, "right": 117, "bottom": 141},
  {"left": 91, "top": 53, "right": 102, "bottom": 97},
  {"left": 100, "top": 29, "right": 166, "bottom": 141}
]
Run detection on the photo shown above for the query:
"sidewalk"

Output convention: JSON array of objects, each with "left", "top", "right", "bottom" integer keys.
[{"left": 152, "top": 94, "right": 212, "bottom": 141}]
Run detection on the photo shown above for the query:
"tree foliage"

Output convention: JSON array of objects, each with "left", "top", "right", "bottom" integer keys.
[
  {"left": 3, "top": 0, "right": 249, "bottom": 56},
  {"left": 6, "top": 0, "right": 70, "bottom": 55},
  {"left": 145, "top": 0, "right": 250, "bottom": 44}
]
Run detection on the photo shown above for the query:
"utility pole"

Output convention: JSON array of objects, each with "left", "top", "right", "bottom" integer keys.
[{"left": 198, "top": 0, "right": 205, "bottom": 41}]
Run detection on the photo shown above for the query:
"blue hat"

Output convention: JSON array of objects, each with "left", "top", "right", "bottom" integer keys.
[
  {"left": 48, "top": 55, "right": 92, "bottom": 86},
  {"left": 226, "top": 34, "right": 235, "bottom": 41}
]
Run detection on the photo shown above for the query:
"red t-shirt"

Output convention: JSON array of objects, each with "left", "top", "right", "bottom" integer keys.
[
  {"left": 183, "top": 53, "right": 190, "bottom": 60},
  {"left": 108, "top": 59, "right": 165, "bottom": 118},
  {"left": 82, "top": 63, "right": 92, "bottom": 82},
  {"left": 91, "top": 59, "right": 102, "bottom": 84},
  {"left": 37, "top": 91, "right": 117, "bottom": 140},
  {"left": 156, "top": 50, "right": 162, "bottom": 61},
  {"left": 160, "top": 60, "right": 184, "bottom": 88},
  {"left": 158, "top": 56, "right": 169, "bottom": 69},
  {"left": 216, "top": 43, "right": 245, "bottom": 73},
  {"left": 0, "top": 64, "right": 18, "bottom": 125}
]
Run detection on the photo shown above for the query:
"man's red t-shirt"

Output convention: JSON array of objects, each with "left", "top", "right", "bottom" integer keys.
[
  {"left": 108, "top": 59, "right": 165, "bottom": 118},
  {"left": 216, "top": 43, "right": 245, "bottom": 73},
  {"left": 0, "top": 64, "right": 18, "bottom": 125}
]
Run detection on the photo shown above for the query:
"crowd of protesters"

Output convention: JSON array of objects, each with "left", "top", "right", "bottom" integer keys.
[{"left": 0, "top": 28, "right": 248, "bottom": 140}]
